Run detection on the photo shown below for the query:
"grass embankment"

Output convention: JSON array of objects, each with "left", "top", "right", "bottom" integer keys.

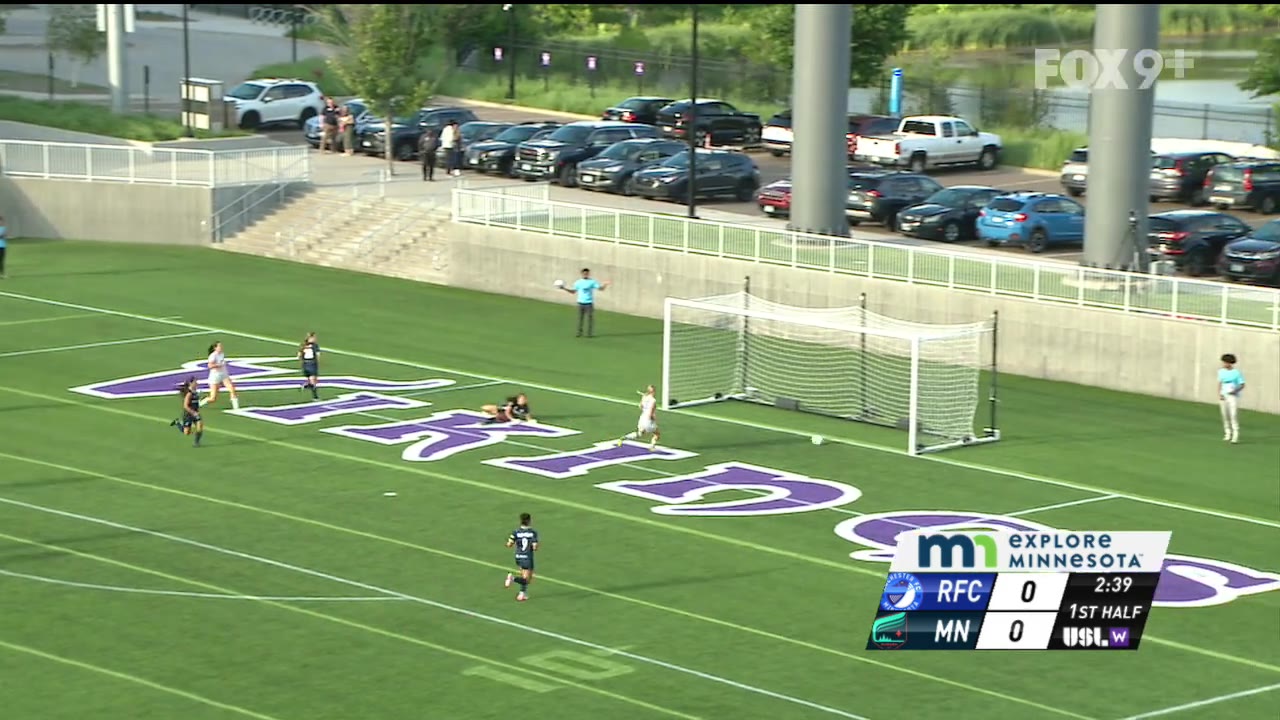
[{"left": 0, "top": 96, "right": 244, "bottom": 142}]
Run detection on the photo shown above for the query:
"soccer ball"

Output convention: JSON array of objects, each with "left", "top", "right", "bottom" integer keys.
[
  {"left": 553, "top": 279, "right": 565, "bottom": 288},
  {"left": 810, "top": 435, "right": 824, "bottom": 446}
]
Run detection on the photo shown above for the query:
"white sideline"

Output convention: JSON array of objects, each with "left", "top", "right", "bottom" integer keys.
[
  {"left": 0, "top": 496, "right": 872, "bottom": 720},
  {"left": 1116, "top": 682, "right": 1280, "bottom": 720},
  {"left": 2, "top": 289, "right": 1277, "bottom": 531},
  {"left": 0, "top": 330, "right": 207, "bottom": 358}
]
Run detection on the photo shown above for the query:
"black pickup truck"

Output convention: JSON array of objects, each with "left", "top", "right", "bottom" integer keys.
[{"left": 654, "top": 99, "right": 762, "bottom": 148}]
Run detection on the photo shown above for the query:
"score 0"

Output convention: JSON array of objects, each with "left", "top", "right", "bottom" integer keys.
[{"left": 987, "top": 573, "right": 1070, "bottom": 611}]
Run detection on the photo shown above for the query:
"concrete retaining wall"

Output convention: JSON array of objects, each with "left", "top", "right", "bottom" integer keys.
[{"left": 445, "top": 221, "right": 1280, "bottom": 413}]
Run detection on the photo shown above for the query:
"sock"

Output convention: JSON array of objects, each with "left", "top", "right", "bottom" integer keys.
[
  {"left": 310, "top": 383, "right": 319, "bottom": 400},
  {"left": 231, "top": 397, "right": 240, "bottom": 410},
  {"left": 515, "top": 577, "right": 528, "bottom": 590},
  {"left": 193, "top": 430, "right": 203, "bottom": 446}
]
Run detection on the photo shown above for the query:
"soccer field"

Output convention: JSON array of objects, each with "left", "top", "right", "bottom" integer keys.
[{"left": 0, "top": 240, "right": 1277, "bottom": 720}]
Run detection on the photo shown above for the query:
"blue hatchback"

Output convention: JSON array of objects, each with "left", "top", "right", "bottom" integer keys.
[{"left": 977, "top": 192, "right": 1086, "bottom": 253}]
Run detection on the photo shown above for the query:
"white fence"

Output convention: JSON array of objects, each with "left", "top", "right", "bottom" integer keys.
[
  {"left": 452, "top": 189, "right": 1280, "bottom": 331},
  {"left": 0, "top": 140, "right": 311, "bottom": 187}
]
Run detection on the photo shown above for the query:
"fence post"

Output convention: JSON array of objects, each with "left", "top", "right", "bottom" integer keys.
[
  {"left": 613, "top": 211, "right": 620, "bottom": 239},
  {"left": 907, "top": 248, "right": 915, "bottom": 283},
  {"left": 86, "top": 147, "right": 94, "bottom": 181},
  {"left": 44, "top": 144, "right": 52, "bottom": 179},
  {"left": 754, "top": 229, "right": 761, "bottom": 259},
  {"left": 1219, "top": 283, "right": 1228, "bottom": 324},
  {"left": 718, "top": 225, "right": 724, "bottom": 258},
  {"left": 1272, "top": 291, "right": 1279, "bottom": 332},
  {"left": 829, "top": 238, "right": 835, "bottom": 271},
  {"left": 1123, "top": 273, "right": 1131, "bottom": 312},
  {"left": 790, "top": 232, "right": 798, "bottom": 267},
  {"left": 948, "top": 254, "right": 956, "bottom": 288},
  {"left": 580, "top": 206, "right": 587, "bottom": 240},
  {"left": 648, "top": 214, "right": 654, "bottom": 249},
  {"left": 1033, "top": 264, "right": 1040, "bottom": 298},
  {"left": 1202, "top": 105, "right": 1210, "bottom": 140},
  {"left": 682, "top": 221, "right": 689, "bottom": 254},
  {"left": 1170, "top": 277, "right": 1180, "bottom": 318},
  {"left": 1077, "top": 267, "right": 1085, "bottom": 306},
  {"left": 868, "top": 243, "right": 875, "bottom": 276}
]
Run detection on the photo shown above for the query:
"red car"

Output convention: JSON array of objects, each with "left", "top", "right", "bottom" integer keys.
[{"left": 756, "top": 179, "right": 791, "bottom": 216}]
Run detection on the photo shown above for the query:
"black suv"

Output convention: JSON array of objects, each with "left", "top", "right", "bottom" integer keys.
[
  {"left": 513, "top": 121, "right": 659, "bottom": 187},
  {"left": 576, "top": 138, "right": 688, "bottom": 195},
  {"left": 1218, "top": 219, "right": 1280, "bottom": 285},
  {"left": 654, "top": 99, "right": 762, "bottom": 147},
  {"left": 631, "top": 149, "right": 760, "bottom": 202},
  {"left": 896, "top": 185, "right": 1003, "bottom": 242},
  {"left": 601, "top": 96, "right": 674, "bottom": 125},
  {"left": 358, "top": 106, "right": 479, "bottom": 160},
  {"left": 1147, "top": 210, "right": 1252, "bottom": 276},
  {"left": 1151, "top": 151, "right": 1234, "bottom": 205},
  {"left": 845, "top": 171, "right": 944, "bottom": 230},
  {"left": 1206, "top": 160, "right": 1280, "bottom": 215},
  {"left": 437, "top": 121, "right": 513, "bottom": 165},
  {"left": 465, "top": 122, "right": 560, "bottom": 176}
]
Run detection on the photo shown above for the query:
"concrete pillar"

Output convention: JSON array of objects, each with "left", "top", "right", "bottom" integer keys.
[
  {"left": 1082, "top": 4, "right": 1159, "bottom": 271},
  {"left": 788, "top": 4, "right": 851, "bottom": 237},
  {"left": 107, "top": 4, "right": 128, "bottom": 114}
]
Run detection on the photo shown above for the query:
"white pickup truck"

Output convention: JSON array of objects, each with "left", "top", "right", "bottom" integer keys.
[{"left": 855, "top": 115, "right": 1002, "bottom": 173}]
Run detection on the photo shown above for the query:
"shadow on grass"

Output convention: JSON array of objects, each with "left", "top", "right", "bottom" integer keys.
[
  {"left": 0, "top": 475, "right": 101, "bottom": 492},
  {"left": 16, "top": 266, "right": 184, "bottom": 279}
]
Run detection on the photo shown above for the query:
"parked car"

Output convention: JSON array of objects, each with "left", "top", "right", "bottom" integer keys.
[
  {"left": 601, "top": 96, "right": 674, "bottom": 125},
  {"left": 655, "top": 99, "right": 763, "bottom": 148},
  {"left": 854, "top": 115, "right": 1002, "bottom": 172},
  {"left": 438, "top": 121, "right": 513, "bottom": 165},
  {"left": 1218, "top": 219, "right": 1280, "bottom": 285},
  {"left": 357, "top": 106, "right": 479, "bottom": 160},
  {"left": 756, "top": 179, "right": 792, "bottom": 216},
  {"left": 513, "top": 121, "right": 659, "bottom": 186},
  {"left": 1206, "top": 159, "right": 1280, "bottom": 215},
  {"left": 846, "top": 115, "right": 900, "bottom": 159},
  {"left": 896, "top": 185, "right": 1004, "bottom": 242},
  {"left": 304, "top": 98, "right": 369, "bottom": 150},
  {"left": 630, "top": 149, "right": 760, "bottom": 202},
  {"left": 1151, "top": 151, "right": 1235, "bottom": 205},
  {"left": 763, "top": 110, "right": 898, "bottom": 158},
  {"left": 575, "top": 138, "right": 688, "bottom": 195},
  {"left": 224, "top": 77, "right": 325, "bottom": 130},
  {"left": 762, "top": 110, "right": 793, "bottom": 156},
  {"left": 844, "top": 171, "right": 943, "bottom": 230},
  {"left": 1147, "top": 210, "right": 1252, "bottom": 276},
  {"left": 1058, "top": 146, "right": 1161, "bottom": 197},
  {"left": 464, "top": 122, "right": 560, "bottom": 176},
  {"left": 977, "top": 191, "right": 1085, "bottom": 253}
]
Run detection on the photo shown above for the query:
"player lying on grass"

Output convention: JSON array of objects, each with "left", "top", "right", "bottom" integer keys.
[
  {"left": 505, "top": 512, "right": 539, "bottom": 602},
  {"left": 199, "top": 341, "right": 240, "bottom": 410},
  {"left": 169, "top": 377, "right": 204, "bottom": 447},
  {"left": 481, "top": 394, "right": 534, "bottom": 424},
  {"left": 616, "top": 384, "right": 660, "bottom": 450}
]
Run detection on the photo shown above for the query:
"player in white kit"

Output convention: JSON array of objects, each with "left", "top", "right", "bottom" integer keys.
[
  {"left": 616, "top": 384, "right": 661, "bottom": 450},
  {"left": 200, "top": 341, "right": 240, "bottom": 410}
]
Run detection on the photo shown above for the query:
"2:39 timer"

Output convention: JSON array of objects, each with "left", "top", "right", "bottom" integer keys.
[{"left": 1094, "top": 575, "right": 1134, "bottom": 593}]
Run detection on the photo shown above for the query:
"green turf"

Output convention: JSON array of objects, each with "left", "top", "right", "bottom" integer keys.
[
  {"left": 454, "top": 196, "right": 1280, "bottom": 329},
  {"left": 0, "top": 239, "right": 1277, "bottom": 720}
]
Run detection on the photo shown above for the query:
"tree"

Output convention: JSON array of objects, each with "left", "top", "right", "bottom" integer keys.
[
  {"left": 46, "top": 5, "right": 105, "bottom": 88},
  {"left": 312, "top": 5, "right": 442, "bottom": 175},
  {"left": 1239, "top": 35, "right": 1280, "bottom": 98},
  {"left": 745, "top": 5, "right": 912, "bottom": 88}
]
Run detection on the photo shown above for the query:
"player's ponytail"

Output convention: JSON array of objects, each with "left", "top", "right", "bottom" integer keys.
[{"left": 207, "top": 343, "right": 217, "bottom": 354}]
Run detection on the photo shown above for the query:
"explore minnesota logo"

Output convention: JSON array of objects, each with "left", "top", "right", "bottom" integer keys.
[{"left": 890, "top": 531, "right": 1172, "bottom": 574}]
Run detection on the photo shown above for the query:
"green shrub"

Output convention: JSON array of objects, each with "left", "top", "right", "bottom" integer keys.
[
  {"left": 0, "top": 95, "right": 243, "bottom": 141},
  {"left": 251, "top": 58, "right": 351, "bottom": 96},
  {"left": 993, "top": 126, "right": 1086, "bottom": 170}
]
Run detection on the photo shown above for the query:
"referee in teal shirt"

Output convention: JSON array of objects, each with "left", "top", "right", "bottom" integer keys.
[{"left": 561, "top": 267, "right": 611, "bottom": 337}]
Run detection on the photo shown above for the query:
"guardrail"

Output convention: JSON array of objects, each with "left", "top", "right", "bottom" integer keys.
[
  {"left": 452, "top": 189, "right": 1280, "bottom": 331},
  {"left": 0, "top": 140, "right": 311, "bottom": 187}
]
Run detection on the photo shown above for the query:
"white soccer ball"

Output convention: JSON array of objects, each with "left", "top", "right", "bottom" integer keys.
[
  {"left": 811, "top": 435, "right": 824, "bottom": 446},
  {"left": 553, "top": 279, "right": 565, "bottom": 288}
]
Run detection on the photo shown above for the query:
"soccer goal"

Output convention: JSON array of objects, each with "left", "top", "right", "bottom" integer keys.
[{"left": 661, "top": 289, "right": 1000, "bottom": 455}]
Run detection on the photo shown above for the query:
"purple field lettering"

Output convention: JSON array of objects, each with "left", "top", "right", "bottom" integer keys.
[
  {"left": 596, "top": 462, "right": 863, "bottom": 516},
  {"left": 484, "top": 441, "right": 699, "bottom": 479},
  {"left": 323, "top": 410, "right": 579, "bottom": 462}
]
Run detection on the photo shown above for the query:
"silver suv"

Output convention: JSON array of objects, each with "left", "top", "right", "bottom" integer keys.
[{"left": 225, "top": 78, "right": 325, "bottom": 130}]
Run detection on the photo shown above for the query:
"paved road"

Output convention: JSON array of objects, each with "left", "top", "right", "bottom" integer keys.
[{"left": 278, "top": 98, "right": 1279, "bottom": 265}]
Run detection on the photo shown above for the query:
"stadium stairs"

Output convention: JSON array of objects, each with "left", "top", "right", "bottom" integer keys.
[{"left": 217, "top": 189, "right": 452, "bottom": 282}]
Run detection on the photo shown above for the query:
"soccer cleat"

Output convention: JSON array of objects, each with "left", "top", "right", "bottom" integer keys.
[
  {"left": 649, "top": 441, "right": 658, "bottom": 451},
  {"left": 1224, "top": 433, "right": 1232, "bottom": 441},
  {"left": 1231, "top": 435, "right": 1239, "bottom": 444},
  {"left": 615, "top": 437, "right": 623, "bottom": 447},
  {"left": 516, "top": 593, "right": 527, "bottom": 602},
  {"left": 504, "top": 573, "right": 513, "bottom": 588}
]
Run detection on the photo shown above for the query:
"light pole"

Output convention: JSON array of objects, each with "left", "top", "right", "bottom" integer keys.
[
  {"left": 182, "top": 3, "right": 192, "bottom": 137},
  {"left": 686, "top": 4, "right": 699, "bottom": 220},
  {"left": 503, "top": 4, "right": 516, "bottom": 101}
]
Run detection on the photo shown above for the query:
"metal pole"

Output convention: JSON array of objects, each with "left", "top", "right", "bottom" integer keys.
[
  {"left": 183, "top": 4, "right": 192, "bottom": 137},
  {"left": 291, "top": 8, "right": 299, "bottom": 63},
  {"left": 859, "top": 292, "right": 869, "bottom": 418},
  {"left": 988, "top": 310, "right": 999, "bottom": 438},
  {"left": 506, "top": 5, "right": 517, "bottom": 101},
  {"left": 106, "top": 4, "right": 128, "bottom": 114},
  {"left": 788, "top": 4, "right": 852, "bottom": 237},
  {"left": 47, "top": 52, "right": 54, "bottom": 100},
  {"left": 144, "top": 64, "right": 150, "bottom": 114},
  {"left": 686, "top": 4, "right": 699, "bottom": 220},
  {"left": 738, "top": 275, "right": 752, "bottom": 396}
]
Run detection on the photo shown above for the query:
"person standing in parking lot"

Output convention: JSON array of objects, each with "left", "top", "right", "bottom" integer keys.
[
  {"left": 320, "top": 98, "right": 339, "bottom": 153},
  {"left": 420, "top": 128, "right": 439, "bottom": 181},
  {"left": 338, "top": 106, "right": 356, "bottom": 156},
  {"left": 440, "top": 120, "right": 460, "bottom": 176}
]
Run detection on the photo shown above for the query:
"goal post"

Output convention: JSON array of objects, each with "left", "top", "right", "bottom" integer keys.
[{"left": 661, "top": 291, "right": 1000, "bottom": 456}]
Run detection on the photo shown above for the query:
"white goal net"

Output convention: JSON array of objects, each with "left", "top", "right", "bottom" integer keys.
[{"left": 661, "top": 292, "right": 999, "bottom": 455}]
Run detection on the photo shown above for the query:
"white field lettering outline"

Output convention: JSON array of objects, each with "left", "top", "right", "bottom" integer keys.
[
  {"left": 2, "top": 288, "right": 1275, "bottom": 530},
  {"left": 0, "top": 496, "right": 873, "bottom": 720}
]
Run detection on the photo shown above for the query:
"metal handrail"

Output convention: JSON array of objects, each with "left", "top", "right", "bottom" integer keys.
[
  {"left": 273, "top": 190, "right": 383, "bottom": 257},
  {"left": 209, "top": 155, "right": 311, "bottom": 242},
  {"left": 354, "top": 196, "right": 442, "bottom": 260}
]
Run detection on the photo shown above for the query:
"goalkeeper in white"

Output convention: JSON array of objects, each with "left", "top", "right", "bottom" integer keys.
[{"left": 617, "top": 385, "right": 661, "bottom": 450}]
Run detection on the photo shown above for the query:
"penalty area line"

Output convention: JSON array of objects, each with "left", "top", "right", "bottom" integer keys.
[
  {"left": 1, "top": 288, "right": 1275, "bottom": 530},
  {"left": 1115, "top": 682, "right": 1280, "bottom": 720}
]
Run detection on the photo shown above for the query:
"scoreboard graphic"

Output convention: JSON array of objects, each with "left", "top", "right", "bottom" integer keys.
[{"left": 865, "top": 530, "right": 1171, "bottom": 651}]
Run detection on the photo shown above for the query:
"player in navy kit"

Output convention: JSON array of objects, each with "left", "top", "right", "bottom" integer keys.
[
  {"left": 481, "top": 393, "right": 534, "bottom": 424},
  {"left": 504, "top": 513, "right": 539, "bottom": 602},
  {"left": 169, "top": 377, "right": 204, "bottom": 447},
  {"left": 298, "top": 332, "right": 321, "bottom": 400}
]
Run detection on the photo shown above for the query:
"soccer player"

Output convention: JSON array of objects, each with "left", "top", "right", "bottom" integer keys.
[
  {"left": 617, "top": 384, "right": 660, "bottom": 450},
  {"left": 169, "top": 377, "right": 204, "bottom": 447},
  {"left": 481, "top": 394, "right": 534, "bottom": 424},
  {"left": 298, "top": 332, "right": 321, "bottom": 400},
  {"left": 504, "top": 513, "right": 539, "bottom": 602},
  {"left": 199, "top": 341, "right": 240, "bottom": 410},
  {"left": 559, "top": 268, "right": 611, "bottom": 338},
  {"left": 1218, "top": 353, "right": 1245, "bottom": 444}
]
